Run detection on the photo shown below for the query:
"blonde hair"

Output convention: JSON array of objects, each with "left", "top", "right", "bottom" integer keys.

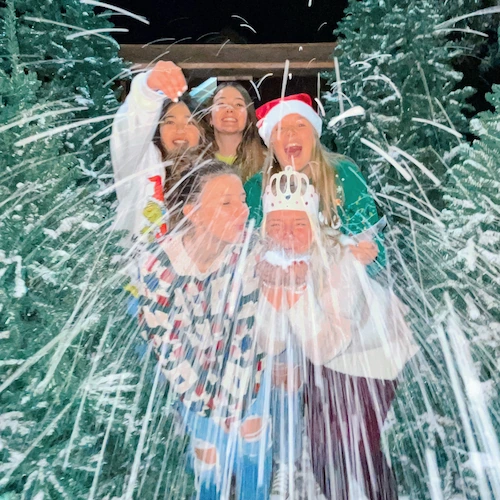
[
  {"left": 262, "top": 132, "right": 347, "bottom": 228},
  {"left": 203, "top": 82, "right": 266, "bottom": 182}
]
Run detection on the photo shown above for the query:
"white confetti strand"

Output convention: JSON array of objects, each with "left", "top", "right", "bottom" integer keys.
[
  {"left": 328, "top": 106, "right": 365, "bottom": 129},
  {"left": 425, "top": 449, "right": 445, "bottom": 500},
  {"left": 389, "top": 146, "right": 441, "bottom": 186},
  {"left": 434, "top": 27, "right": 488, "bottom": 37},
  {"left": 435, "top": 6, "right": 500, "bottom": 29},
  {"left": 66, "top": 27, "right": 128, "bottom": 40},
  {"left": 334, "top": 56, "right": 344, "bottom": 120},
  {"left": 15, "top": 115, "right": 115, "bottom": 147},
  {"left": 363, "top": 74, "right": 402, "bottom": 100},
  {"left": 0, "top": 106, "right": 88, "bottom": 134},
  {"left": 360, "top": 138, "right": 412, "bottom": 181},
  {"left": 80, "top": 0, "right": 150, "bottom": 24},
  {"left": 314, "top": 98, "right": 326, "bottom": 117},
  {"left": 412, "top": 118, "right": 463, "bottom": 139},
  {"left": 240, "top": 23, "right": 257, "bottom": 34}
]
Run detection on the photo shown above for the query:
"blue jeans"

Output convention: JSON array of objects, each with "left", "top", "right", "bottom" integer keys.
[
  {"left": 270, "top": 346, "right": 304, "bottom": 466},
  {"left": 271, "top": 384, "right": 303, "bottom": 465},
  {"left": 175, "top": 376, "right": 272, "bottom": 500}
]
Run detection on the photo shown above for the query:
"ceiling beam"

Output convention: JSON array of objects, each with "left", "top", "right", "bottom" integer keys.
[{"left": 119, "top": 43, "right": 336, "bottom": 77}]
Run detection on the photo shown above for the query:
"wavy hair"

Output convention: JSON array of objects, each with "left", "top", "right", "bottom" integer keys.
[
  {"left": 203, "top": 82, "right": 266, "bottom": 181},
  {"left": 152, "top": 95, "right": 206, "bottom": 160},
  {"left": 262, "top": 133, "right": 346, "bottom": 228}
]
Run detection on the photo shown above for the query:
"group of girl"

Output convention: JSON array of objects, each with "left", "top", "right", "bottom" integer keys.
[{"left": 111, "top": 60, "right": 417, "bottom": 500}]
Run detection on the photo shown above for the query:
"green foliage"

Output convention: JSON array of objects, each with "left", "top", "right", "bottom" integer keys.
[
  {"left": 322, "top": 2, "right": 500, "bottom": 498},
  {"left": 0, "top": 1, "right": 191, "bottom": 498},
  {"left": 323, "top": 0, "right": 474, "bottom": 219}
]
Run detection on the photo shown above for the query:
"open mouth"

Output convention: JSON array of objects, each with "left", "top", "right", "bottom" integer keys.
[
  {"left": 172, "top": 139, "right": 189, "bottom": 147},
  {"left": 284, "top": 143, "right": 302, "bottom": 158},
  {"left": 222, "top": 117, "right": 237, "bottom": 123}
]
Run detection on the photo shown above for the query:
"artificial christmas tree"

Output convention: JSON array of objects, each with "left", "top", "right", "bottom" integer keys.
[
  {"left": 0, "top": 1, "right": 192, "bottom": 498},
  {"left": 322, "top": 0, "right": 474, "bottom": 219},
  {"left": 322, "top": 2, "right": 500, "bottom": 498}
]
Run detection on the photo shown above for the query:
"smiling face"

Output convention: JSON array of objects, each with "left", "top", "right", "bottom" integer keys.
[
  {"left": 265, "top": 210, "right": 313, "bottom": 256},
  {"left": 187, "top": 174, "right": 249, "bottom": 244},
  {"left": 160, "top": 102, "right": 201, "bottom": 152},
  {"left": 210, "top": 86, "right": 248, "bottom": 135},
  {"left": 270, "top": 113, "right": 315, "bottom": 172}
]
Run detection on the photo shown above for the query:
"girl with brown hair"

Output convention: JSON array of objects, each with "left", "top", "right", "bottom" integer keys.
[
  {"left": 111, "top": 61, "right": 204, "bottom": 244},
  {"left": 203, "top": 82, "right": 266, "bottom": 182}
]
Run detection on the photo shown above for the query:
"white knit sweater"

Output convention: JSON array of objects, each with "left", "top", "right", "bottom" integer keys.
[{"left": 110, "top": 72, "right": 167, "bottom": 246}]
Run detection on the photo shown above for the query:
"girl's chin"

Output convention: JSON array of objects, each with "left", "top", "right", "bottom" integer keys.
[{"left": 167, "top": 144, "right": 191, "bottom": 153}]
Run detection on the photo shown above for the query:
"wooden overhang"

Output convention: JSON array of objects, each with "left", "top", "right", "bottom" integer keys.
[{"left": 119, "top": 42, "right": 336, "bottom": 78}]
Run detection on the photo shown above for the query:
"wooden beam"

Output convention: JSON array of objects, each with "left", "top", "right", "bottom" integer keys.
[{"left": 119, "top": 43, "right": 335, "bottom": 77}]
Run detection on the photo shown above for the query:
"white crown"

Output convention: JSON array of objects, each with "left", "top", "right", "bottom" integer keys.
[{"left": 263, "top": 166, "right": 319, "bottom": 216}]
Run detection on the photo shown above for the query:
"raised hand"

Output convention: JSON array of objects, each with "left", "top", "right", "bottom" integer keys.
[
  {"left": 271, "top": 363, "right": 302, "bottom": 391},
  {"left": 147, "top": 61, "right": 188, "bottom": 101},
  {"left": 348, "top": 240, "right": 378, "bottom": 266}
]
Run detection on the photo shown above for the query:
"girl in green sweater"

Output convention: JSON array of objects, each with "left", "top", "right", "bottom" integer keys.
[
  {"left": 243, "top": 93, "right": 387, "bottom": 498},
  {"left": 244, "top": 93, "right": 385, "bottom": 274}
]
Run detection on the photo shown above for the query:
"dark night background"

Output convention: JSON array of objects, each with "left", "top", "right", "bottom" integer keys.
[
  {"left": 111, "top": 0, "right": 499, "bottom": 116},
  {"left": 112, "top": 0, "right": 348, "bottom": 44}
]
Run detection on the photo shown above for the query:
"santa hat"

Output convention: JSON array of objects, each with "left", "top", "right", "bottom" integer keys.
[{"left": 256, "top": 94, "right": 323, "bottom": 147}]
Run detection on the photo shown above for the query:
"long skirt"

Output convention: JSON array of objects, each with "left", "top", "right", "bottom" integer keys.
[{"left": 305, "top": 362, "right": 398, "bottom": 500}]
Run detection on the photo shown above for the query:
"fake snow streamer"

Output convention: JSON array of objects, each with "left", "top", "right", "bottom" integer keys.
[
  {"left": 412, "top": 117, "right": 463, "bottom": 140},
  {"left": 360, "top": 138, "right": 413, "bottom": 181},
  {"left": 389, "top": 145, "right": 441, "bottom": 187},
  {"left": 0, "top": 254, "right": 26, "bottom": 298},
  {"left": 80, "top": 0, "right": 150, "bottom": 25},
  {"left": 14, "top": 115, "right": 115, "bottom": 147},
  {"left": 328, "top": 105, "right": 365, "bottom": 129},
  {"left": 66, "top": 27, "right": 129, "bottom": 40},
  {"left": 435, "top": 6, "right": 500, "bottom": 30}
]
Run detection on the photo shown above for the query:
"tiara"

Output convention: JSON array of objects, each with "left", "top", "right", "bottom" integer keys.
[{"left": 263, "top": 166, "right": 319, "bottom": 216}]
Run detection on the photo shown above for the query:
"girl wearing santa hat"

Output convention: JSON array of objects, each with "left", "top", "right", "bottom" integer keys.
[
  {"left": 244, "top": 93, "right": 385, "bottom": 275},
  {"left": 244, "top": 95, "right": 397, "bottom": 498}
]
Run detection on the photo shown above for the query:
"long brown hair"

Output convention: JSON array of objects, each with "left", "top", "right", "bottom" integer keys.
[
  {"left": 152, "top": 95, "right": 206, "bottom": 160},
  {"left": 262, "top": 132, "right": 345, "bottom": 227},
  {"left": 203, "top": 82, "right": 266, "bottom": 181}
]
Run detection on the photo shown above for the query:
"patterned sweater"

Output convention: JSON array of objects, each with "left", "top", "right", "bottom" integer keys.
[{"left": 138, "top": 233, "right": 265, "bottom": 421}]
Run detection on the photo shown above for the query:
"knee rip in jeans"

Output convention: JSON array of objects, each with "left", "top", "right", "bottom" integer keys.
[
  {"left": 240, "top": 416, "right": 267, "bottom": 442},
  {"left": 194, "top": 441, "right": 217, "bottom": 468}
]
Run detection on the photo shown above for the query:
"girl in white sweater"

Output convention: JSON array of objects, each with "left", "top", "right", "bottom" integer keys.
[{"left": 111, "top": 61, "right": 203, "bottom": 244}]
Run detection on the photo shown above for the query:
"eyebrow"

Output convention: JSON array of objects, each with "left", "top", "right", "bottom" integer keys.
[
  {"left": 221, "top": 192, "right": 245, "bottom": 197},
  {"left": 215, "top": 96, "right": 245, "bottom": 102}
]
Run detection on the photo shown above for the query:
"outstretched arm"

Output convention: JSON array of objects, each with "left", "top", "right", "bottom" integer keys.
[{"left": 111, "top": 62, "right": 187, "bottom": 190}]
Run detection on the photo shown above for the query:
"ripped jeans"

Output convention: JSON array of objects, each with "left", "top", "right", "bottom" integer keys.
[{"left": 175, "top": 377, "right": 272, "bottom": 500}]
